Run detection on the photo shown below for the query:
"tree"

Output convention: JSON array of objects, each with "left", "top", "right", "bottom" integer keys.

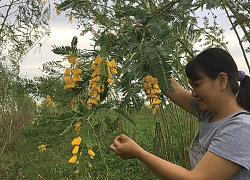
[
  {"left": 0, "top": 0, "right": 51, "bottom": 73},
  {"left": 0, "top": 0, "right": 51, "bottom": 154},
  {"left": 32, "top": 0, "right": 250, "bottom": 175},
  {"left": 52, "top": 0, "right": 250, "bottom": 110}
]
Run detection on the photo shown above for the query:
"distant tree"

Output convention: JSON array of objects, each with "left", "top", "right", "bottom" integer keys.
[
  {"left": 0, "top": 0, "right": 51, "bottom": 73},
  {"left": 0, "top": 0, "right": 51, "bottom": 155}
]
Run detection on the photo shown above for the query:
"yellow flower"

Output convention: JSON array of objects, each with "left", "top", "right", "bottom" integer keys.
[
  {"left": 107, "top": 77, "right": 112, "bottom": 84},
  {"left": 64, "top": 75, "right": 72, "bottom": 83},
  {"left": 92, "top": 84, "right": 102, "bottom": 93},
  {"left": 88, "top": 148, "right": 95, "bottom": 158},
  {"left": 93, "top": 68, "right": 102, "bottom": 77},
  {"left": 68, "top": 155, "right": 77, "bottom": 163},
  {"left": 56, "top": 7, "right": 61, "bottom": 16},
  {"left": 71, "top": 136, "right": 82, "bottom": 146},
  {"left": 74, "top": 122, "right": 81, "bottom": 133},
  {"left": 87, "top": 99, "right": 98, "bottom": 105},
  {"left": 95, "top": 94, "right": 100, "bottom": 101},
  {"left": 144, "top": 75, "right": 158, "bottom": 84},
  {"left": 69, "top": 13, "right": 73, "bottom": 22},
  {"left": 64, "top": 68, "right": 71, "bottom": 76},
  {"left": 143, "top": 75, "right": 161, "bottom": 114},
  {"left": 67, "top": 56, "right": 76, "bottom": 64},
  {"left": 89, "top": 76, "right": 100, "bottom": 85},
  {"left": 152, "top": 98, "right": 161, "bottom": 105},
  {"left": 153, "top": 83, "right": 159, "bottom": 89},
  {"left": 72, "top": 146, "right": 79, "bottom": 155},
  {"left": 91, "top": 90, "right": 98, "bottom": 98},
  {"left": 73, "top": 75, "right": 82, "bottom": 82},
  {"left": 106, "top": 59, "right": 118, "bottom": 74},
  {"left": 91, "top": 63, "right": 97, "bottom": 70},
  {"left": 46, "top": 95, "right": 52, "bottom": 107},
  {"left": 106, "top": 59, "right": 116, "bottom": 68},
  {"left": 151, "top": 89, "right": 160, "bottom": 94},
  {"left": 146, "top": 93, "right": 157, "bottom": 100},
  {"left": 64, "top": 82, "right": 75, "bottom": 89},
  {"left": 143, "top": 82, "right": 151, "bottom": 90},
  {"left": 110, "top": 68, "right": 118, "bottom": 74},
  {"left": 94, "top": 56, "right": 102, "bottom": 64},
  {"left": 38, "top": 144, "right": 46, "bottom": 152},
  {"left": 88, "top": 90, "right": 94, "bottom": 96},
  {"left": 73, "top": 68, "right": 82, "bottom": 75}
]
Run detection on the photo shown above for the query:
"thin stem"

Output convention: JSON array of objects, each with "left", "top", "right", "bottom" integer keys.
[{"left": 223, "top": 6, "right": 250, "bottom": 72}]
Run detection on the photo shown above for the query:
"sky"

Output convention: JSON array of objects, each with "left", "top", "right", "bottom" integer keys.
[
  {"left": 19, "top": 5, "right": 250, "bottom": 79},
  {"left": 20, "top": 11, "right": 94, "bottom": 79}
]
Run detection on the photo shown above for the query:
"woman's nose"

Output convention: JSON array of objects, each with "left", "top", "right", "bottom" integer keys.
[{"left": 191, "top": 89, "right": 197, "bottom": 97}]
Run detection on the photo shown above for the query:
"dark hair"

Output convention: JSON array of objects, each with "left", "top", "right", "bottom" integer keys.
[{"left": 185, "top": 47, "right": 250, "bottom": 111}]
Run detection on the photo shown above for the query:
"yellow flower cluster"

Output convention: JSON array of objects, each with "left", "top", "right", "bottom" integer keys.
[
  {"left": 69, "top": 136, "right": 82, "bottom": 164},
  {"left": 38, "top": 144, "right": 46, "bottom": 152},
  {"left": 45, "top": 95, "right": 52, "bottom": 107},
  {"left": 63, "top": 56, "right": 82, "bottom": 89},
  {"left": 87, "top": 56, "right": 104, "bottom": 109},
  {"left": 142, "top": 75, "right": 161, "bottom": 114},
  {"left": 87, "top": 56, "right": 118, "bottom": 110},
  {"left": 106, "top": 59, "right": 118, "bottom": 82}
]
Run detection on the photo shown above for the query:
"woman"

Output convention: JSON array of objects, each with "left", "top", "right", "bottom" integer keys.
[{"left": 110, "top": 48, "right": 250, "bottom": 179}]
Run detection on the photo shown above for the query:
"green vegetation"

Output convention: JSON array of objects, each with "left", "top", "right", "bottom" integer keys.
[{"left": 0, "top": 107, "right": 197, "bottom": 179}]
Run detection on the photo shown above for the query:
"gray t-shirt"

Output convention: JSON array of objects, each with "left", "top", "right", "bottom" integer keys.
[{"left": 189, "top": 97, "right": 250, "bottom": 179}]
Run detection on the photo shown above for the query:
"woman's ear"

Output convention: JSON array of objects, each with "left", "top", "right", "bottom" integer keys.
[{"left": 218, "top": 72, "right": 228, "bottom": 90}]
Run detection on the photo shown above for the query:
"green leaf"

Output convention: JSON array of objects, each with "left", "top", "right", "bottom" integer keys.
[
  {"left": 113, "top": 109, "right": 136, "bottom": 126},
  {"left": 71, "top": 36, "right": 78, "bottom": 49},
  {"left": 100, "top": 45, "right": 107, "bottom": 57},
  {"left": 94, "top": 108, "right": 136, "bottom": 127},
  {"left": 57, "top": 0, "right": 73, "bottom": 11},
  {"left": 142, "top": 45, "right": 173, "bottom": 92},
  {"left": 51, "top": 45, "right": 72, "bottom": 55}
]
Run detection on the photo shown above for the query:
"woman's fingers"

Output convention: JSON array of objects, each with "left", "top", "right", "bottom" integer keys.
[
  {"left": 110, "top": 134, "right": 125, "bottom": 152},
  {"left": 117, "top": 134, "right": 127, "bottom": 143},
  {"left": 110, "top": 134, "right": 138, "bottom": 159},
  {"left": 110, "top": 143, "right": 117, "bottom": 152}
]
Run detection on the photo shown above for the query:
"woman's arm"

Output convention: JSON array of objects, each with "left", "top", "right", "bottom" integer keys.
[
  {"left": 162, "top": 78, "right": 194, "bottom": 116},
  {"left": 110, "top": 134, "right": 241, "bottom": 180},
  {"left": 137, "top": 148, "right": 240, "bottom": 180}
]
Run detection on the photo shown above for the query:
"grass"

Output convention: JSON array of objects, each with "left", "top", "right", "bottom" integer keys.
[
  {"left": 0, "top": 108, "right": 197, "bottom": 179},
  {"left": 0, "top": 112, "right": 158, "bottom": 179}
]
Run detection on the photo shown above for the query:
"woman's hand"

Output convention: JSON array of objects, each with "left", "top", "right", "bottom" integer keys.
[{"left": 110, "top": 134, "right": 144, "bottom": 159}]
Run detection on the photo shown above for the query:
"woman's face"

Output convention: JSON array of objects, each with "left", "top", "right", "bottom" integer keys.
[{"left": 189, "top": 74, "right": 221, "bottom": 112}]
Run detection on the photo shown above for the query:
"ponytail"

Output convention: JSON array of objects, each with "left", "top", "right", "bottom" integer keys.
[{"left": 237, "top": 75, "right": 250, "bottom": 111}]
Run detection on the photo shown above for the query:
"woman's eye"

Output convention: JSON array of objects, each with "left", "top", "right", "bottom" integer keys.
[{"left": 193, "top": 84, "right": 199, "bottom": 88}]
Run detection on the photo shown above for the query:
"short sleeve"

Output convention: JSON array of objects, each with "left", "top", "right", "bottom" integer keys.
[{"left": 208, "top": 116, "right": 250, "bottom": 170}]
